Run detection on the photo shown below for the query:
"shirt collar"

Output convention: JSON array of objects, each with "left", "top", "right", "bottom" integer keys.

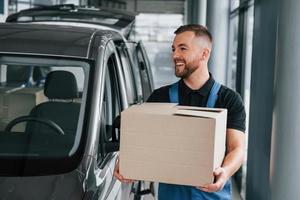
[{"left": 179, "top": 74, "right": 215, "bottom": 97}]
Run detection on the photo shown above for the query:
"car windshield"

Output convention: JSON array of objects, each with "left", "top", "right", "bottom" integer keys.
[{"left": 0, "top": 55, "right": 91, "bottom": 159}]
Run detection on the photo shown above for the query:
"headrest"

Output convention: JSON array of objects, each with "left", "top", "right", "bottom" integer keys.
[{"left": 44, "top": 71, "right": 78, "bottom": 99}]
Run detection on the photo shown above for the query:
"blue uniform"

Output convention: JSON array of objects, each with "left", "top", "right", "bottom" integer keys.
[{"left": 158, "top": 81, "right": 231, "bottom": 200}]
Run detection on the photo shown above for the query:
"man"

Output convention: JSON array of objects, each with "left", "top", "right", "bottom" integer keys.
[{"left": 114, "top": 24, "right": 246, "bottom": 200}]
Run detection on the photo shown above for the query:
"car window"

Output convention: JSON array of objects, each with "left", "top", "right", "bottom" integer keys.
[
  {"left": 0, "top": 55, "right": 90, "bottom": 162},
  {"left": 135, "top": 43, "right": 153, "bottom": 100},
  {"left": 116, "top": 45, "right": 138, "bottom": 105},
  {"left": 98, "top": 54, "right": 121, "bottom": 162}
]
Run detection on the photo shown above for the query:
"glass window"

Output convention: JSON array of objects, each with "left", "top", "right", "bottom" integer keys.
[
  {"left": 117, "top": 45, "right": 137, "bottom": 105},
  {"left": 128, "top": 42, "right": 143, "bottom": 99},
  {"left": 0, "top": 0, "right": 4, "bottom": 14},
  {"left": 231, "top": 0, "right": 240, "bottom": 11},
  {"left": 98, "top": 55, "right": 121, "bottom": 161},
  {"left": 0, "top": 55, "right": 90, "bottom": 160},
  {"left": 136, "top": 46, "right": 152, "bottom": 100},
  {"left": 8, "top": 0, "right": 80, "bottom": 14},
  {"left": 227, "top": 15, "right": 239, "bottom": 90},
  {"left": 240, "top": 4, "right": 254, "bottom": 199},
  {"left": 227, "top": 1, "right": 254, "bottom": 198}
]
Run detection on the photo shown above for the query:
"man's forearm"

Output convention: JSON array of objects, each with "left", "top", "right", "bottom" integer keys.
[
  {"left": 222, "top": 146, "right": 245, "bottom": 179},
  {"left": 222, "top": 129, "right": 245, "bottom": 179}
]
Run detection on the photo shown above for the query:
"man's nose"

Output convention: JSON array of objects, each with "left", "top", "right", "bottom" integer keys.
[{"left": 172, "top": 49, "right": 179, "bottom": 60}]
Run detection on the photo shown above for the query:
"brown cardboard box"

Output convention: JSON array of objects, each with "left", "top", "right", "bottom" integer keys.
[
  {"left": 120, "top": 103, "right": 227, "bottom": 186},
  {"left": 0, "top": 87, "right": 47, "bottom": 131}
]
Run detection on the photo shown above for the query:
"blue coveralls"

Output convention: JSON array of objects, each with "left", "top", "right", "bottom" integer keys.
[{"left": 158, "top": 81, "right": 231, "bottom": 200}]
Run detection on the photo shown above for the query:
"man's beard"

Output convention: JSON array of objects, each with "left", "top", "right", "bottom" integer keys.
[{"left": 175, "top": 63, "right": 198, "bottom": 79}]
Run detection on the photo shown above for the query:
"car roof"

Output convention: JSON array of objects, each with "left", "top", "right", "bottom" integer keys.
[
  {"left": 0, "top": 23, "right": 123, "bottom": 58},
  {"left": 6, "top": 4, "right": 137, "bottom": 38}
]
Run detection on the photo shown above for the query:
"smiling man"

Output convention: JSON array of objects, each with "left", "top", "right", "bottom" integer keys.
[{"left": 115, "top": 24, "right": 246, "bottom": 200}]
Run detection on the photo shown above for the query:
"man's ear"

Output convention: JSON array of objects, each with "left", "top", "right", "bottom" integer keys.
[{"left": 201, "top": 48, "right": 210, "bottom": 61}]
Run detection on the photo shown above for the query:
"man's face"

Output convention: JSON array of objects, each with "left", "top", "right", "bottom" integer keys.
[{"left": 172, "top": 31, "right": 204, "bottom": 79}]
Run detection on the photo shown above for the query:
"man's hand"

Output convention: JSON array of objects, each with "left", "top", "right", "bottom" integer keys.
[
  {"left": 197, "top": 167, "right": 229, "bottom": 192},
  {"left": 197, "top": 128, "right": 245, "bottom": 193},
  {"left": 113, "top": 159, "right": 135, "bottom": 184}
]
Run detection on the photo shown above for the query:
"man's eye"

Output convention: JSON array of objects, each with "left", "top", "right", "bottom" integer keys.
[{"left": 181, "top": 48, "right": 187, "bottom": 51}]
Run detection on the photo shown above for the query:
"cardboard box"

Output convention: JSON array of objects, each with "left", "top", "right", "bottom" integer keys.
[
  {"left": 0, "top": 87, "right": 47, "bottom": 131},
  {"left": 120, "top": 103, "right": 227, "bottom": 186}
]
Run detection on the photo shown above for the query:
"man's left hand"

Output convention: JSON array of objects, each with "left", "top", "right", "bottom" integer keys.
[{"left": 197, "top": 167, "right": 229, "bottom": 192}]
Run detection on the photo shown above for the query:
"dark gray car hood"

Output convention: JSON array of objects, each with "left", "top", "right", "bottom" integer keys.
[{"left": 0, "top": 170, "right": 84, "bottom": 200}]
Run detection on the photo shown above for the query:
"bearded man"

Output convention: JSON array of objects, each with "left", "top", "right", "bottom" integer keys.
[{"left": 115, "top": 24, "right": 246, "bottom": 200}]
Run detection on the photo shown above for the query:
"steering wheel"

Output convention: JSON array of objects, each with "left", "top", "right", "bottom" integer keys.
[{"left": 4, "top": 116, "right": 65, "bottom": 135}]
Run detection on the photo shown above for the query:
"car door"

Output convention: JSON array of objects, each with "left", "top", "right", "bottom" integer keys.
[
  {"left": 122, "top": 41, "right": 154, "bottom": 103},
  {"left": 92, "top": 40, "right": 128, "bottom": 200}
]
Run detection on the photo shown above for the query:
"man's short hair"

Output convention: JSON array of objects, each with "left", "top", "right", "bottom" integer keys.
[{"left": 174, "top": 24, "right": 212, "bottom": 43}]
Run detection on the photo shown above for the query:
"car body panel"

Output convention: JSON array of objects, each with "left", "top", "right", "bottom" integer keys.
[
  {"left": 0, "top": 23, "right": 127, "bottom": 59},
  {"left": 0, "top": 23, "right": 97, "bottom": 58}
]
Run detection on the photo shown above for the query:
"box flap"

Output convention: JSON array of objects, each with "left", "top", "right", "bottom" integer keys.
[
  {"left": 123, "top": 103, "right": 178, "bottom": 115},
  {"left": 176, "top": 105, "right": 225, "bottom": 112},
  {"left": 174, "top": 108, "right": 222, "bottom": 119}
]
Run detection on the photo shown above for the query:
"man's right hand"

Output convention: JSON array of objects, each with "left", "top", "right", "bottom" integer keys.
[{"left": 113, "top": 159, "right": 135, "bottom": 183}]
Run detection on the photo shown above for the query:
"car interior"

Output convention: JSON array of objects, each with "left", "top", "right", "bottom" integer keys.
[{"left": 0, "top": 64, "right": 84, "bottom": 157}]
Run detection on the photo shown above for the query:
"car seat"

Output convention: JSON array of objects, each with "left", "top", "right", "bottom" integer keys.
[{"left": 26, "top": 70, "right": 81, "bottom": 138}]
